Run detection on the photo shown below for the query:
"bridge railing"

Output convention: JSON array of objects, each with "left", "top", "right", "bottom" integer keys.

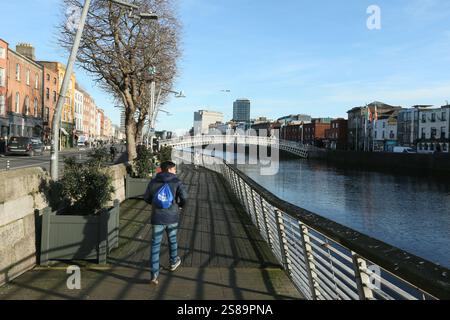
[
  {"left": 174, "top": 151, "right": 450, "bottom": 300},
  {"left": 162, "top": 135, "right": 309, "bottom": 158}
]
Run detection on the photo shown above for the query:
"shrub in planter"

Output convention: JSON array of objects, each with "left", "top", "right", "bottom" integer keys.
[
  {"left": 60, "top": 156, "right": 115, "bottom": 215},
  {"left": 37, "top": 151, "right": 119, "bottom": 265},
  {"left": 158, "top": 145, "right": 173, "bottom": 163},
  {"left": 130, "top": 145, "right": 156, "bottom": 179},
  {"left": 125, "top": 145, "right": 155, "bottom": 199}
]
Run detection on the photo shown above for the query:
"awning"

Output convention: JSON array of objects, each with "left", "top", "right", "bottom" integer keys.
[{"left": 60, "top": 128, "right": 69, "bottom": 136}]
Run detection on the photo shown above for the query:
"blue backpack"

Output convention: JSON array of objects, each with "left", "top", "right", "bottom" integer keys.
[{"left": 153, "top": 183, "right": 174, "bottom": 209}]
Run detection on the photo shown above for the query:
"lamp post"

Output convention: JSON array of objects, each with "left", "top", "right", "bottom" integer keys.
[
  {"left": 145, "top": 86, "right": 184, "bottom": 148},
  {"left": 50, "top": 0, "right": 158, "bottom": 180}
]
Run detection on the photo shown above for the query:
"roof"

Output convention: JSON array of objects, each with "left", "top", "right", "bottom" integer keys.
[{"left": 347, "top": 101, "right": 403, "bottom": 114}]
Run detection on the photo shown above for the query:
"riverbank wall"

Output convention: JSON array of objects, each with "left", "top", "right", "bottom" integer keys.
[{"left": 308, "top": 149, "right": 450, "bottom": 176}]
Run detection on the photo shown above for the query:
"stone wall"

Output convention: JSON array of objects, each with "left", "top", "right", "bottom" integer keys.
[
  {"left": 309, "top": 149, "right": 450, "bottom": 176},
  {"left": 0, "top": 164, "right": 127, "bottom": 287}
]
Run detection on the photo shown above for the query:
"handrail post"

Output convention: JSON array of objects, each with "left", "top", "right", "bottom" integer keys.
[
  {"left": 275, "top": 209, "right": 292, "bottom": 275},
  {"left": 260, "top": 198, "right": 274, "bottom": 250},
  {"left": 352, "top": 252, "right": 374, "bottom": 300},
  {"left": 250, "top": 189, "right": 262, "bottom": 232},
  {"left": 299, "top": 223, "right": 320, "bottom": 300}
]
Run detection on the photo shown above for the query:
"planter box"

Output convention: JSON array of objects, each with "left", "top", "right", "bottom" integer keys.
[
  {"left": 39, "top": 200, "right": 120, "bottom": 265},
  {"left": 125, "top": 175, "right": 152, "bottom": 199}
]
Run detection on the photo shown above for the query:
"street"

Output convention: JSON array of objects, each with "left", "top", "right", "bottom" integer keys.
[{"left": 0, "top": 145, "right": 127, "bottom": 174}]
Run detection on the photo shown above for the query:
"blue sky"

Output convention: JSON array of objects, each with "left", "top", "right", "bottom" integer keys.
[{"left": 1, "top": 0, "right": 450, "bottom": 134}]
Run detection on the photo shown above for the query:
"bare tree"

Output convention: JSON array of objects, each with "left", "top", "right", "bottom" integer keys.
[{"left": 59, "top": 0, "right": 181, "bottom": 161}]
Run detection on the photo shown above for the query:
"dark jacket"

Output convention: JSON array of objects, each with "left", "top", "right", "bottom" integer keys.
[{"left": 143, "top": 172, "right": 188, "bottom": 225}]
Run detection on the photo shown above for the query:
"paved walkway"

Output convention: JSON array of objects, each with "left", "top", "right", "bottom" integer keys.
[{"left": 0, "top": 165, "right": 302, "bottom": 300}]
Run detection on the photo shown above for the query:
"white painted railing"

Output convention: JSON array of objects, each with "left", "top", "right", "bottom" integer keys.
[
  {"left": 161, "top": 135, "right": 309, "bottom": 158},
  {"left": 173, "top": 151, "right": 450, "bottom": 300}
]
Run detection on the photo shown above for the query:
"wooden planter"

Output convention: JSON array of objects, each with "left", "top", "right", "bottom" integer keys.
[
  {"left": 125, "top": 175, "right": 152, "bottom": 199},
  {"left": 39, "top": 200, "right": 120, "bottom": 265}
]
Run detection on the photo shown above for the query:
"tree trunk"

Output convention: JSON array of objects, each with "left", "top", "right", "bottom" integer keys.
[{"left": 125, "top": 115, "right": 137, "bottom": 162}]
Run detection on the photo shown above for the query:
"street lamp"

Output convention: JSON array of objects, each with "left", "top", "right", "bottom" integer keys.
[
  {"left": 145, "top": 87, "right": 185, "bottom": 148},
  {"left": 50, "top": 0, "right": 158, "bottom": 180}
]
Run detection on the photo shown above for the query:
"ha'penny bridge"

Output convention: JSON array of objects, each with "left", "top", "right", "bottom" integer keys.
[{"left": 0, "top": 137, "right": 449, "bottom": 300}]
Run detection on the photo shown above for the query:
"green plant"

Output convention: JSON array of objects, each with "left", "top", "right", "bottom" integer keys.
[
  {"left": 132, "top": 145, "right": 155, "bottom": 178},
  {"left": 59, "top": 156, "right": 115, "bottom": 215},
  {"left": 87, "top": 147, "right": 110, "bottom": 168},
  {"left": 158, "top": 146, "right": 173, "bottom": 163}
]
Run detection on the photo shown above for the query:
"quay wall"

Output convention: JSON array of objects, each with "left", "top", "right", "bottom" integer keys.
[
  {"left": 0, "top": 164, "right": 127, "bottom": 287},
  {"left": 308, "top": 149, "right": 450, "bottom": 176}
]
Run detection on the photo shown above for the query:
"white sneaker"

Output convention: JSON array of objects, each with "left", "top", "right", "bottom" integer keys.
[
  {"left": 150, "top": 276, "right": 159, "bottom": 285},
  {"left": 170, "top": 257, "right": 181, "bottom": 272}
]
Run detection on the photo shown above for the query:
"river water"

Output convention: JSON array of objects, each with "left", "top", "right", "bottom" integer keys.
[{"left": 235, "top": 158, "right": 450, "bottom": 268}]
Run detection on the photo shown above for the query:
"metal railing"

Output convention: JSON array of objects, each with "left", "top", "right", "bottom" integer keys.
[
  {"left": 161, "top": 135, "right": 309, "bottom": 158},
  {"left": 174, "top": 151, "right": 450, "bottom": 300}
]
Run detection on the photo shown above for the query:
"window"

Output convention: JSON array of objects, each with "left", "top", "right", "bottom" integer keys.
[
  {"left": 390, "top": 130, "right": 395, "bottom": 139},
  {"left": 422, "top": 114, "right": 426, "bottom": 123},
  {"left": 53, "top": 91, "right": 57, "bottom": 102},
  {"left": 421, "top": 128, "right": 426, "bottom": 139},
  {"left": 15, "top": 92, "right": 20, "bottom": 113},
  {"left": 0, "top": 68, "right": 5, "bottom": 87},
  {"left": 26, "top": 69, "right": 30, "bottom": 86},
  {"left": 441, "top": 127, "right": 446, "bottom": 139},
  {"left": 431, "top": 113, "right": 436, "bottom": 122},
  {"left": 46, "top": 88, "right": 50, "bottom": 100},
  {"left": 431, "top": 128, "right": 437, "bottom": 139},
  {"left": 375, "top": 131, "right": 377, "bottom": 139},
  {"left": 34, "top": 98, "right": 38, "bottom": 117},
  {"left": 383, "top": 122, "right": 386, "bottom": 128},
  {"left": 382, "top": 131, "right": 385, "bottom": 139},
  {"left": 442, "top": 112, "right": 447, "bottom": 121},
  {"left": 0, "top": 47, "right": 5, "bottom": 59},
  {"left": 24, "top": 96, "right": 30, "bottom": 115},
  {"left": 16, "top": 64, "right": 21, "bottom": 81},
  {"left": 0, "top": 95, "right": 5, "bottom": 115},
  {"left": 54, "top": 77, "right": 57, "bottom": 85},
  {"left": 44, "top": 107, "right": 49, "bottom": 121},
  {"left": 35, "top": 73, "right": 39, "bottom": 89}
]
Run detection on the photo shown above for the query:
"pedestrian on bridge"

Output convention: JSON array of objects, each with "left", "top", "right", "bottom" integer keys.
[{"left": 144, "top": 161, "right": 188, "bottom": 285}]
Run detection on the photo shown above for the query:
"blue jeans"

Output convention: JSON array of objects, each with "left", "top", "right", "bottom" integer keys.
[{"left": 151, "top": 223, "right": 179, "bottom": 278}]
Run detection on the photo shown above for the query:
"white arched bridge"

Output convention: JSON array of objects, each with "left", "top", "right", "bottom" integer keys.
[{"left": 160, "top": 135, "right": 310, "bottom": 158}]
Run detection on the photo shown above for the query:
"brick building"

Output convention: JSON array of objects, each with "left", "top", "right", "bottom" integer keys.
[
  {"left": 325, "top": 118, "right": 348, "bottom": 150},
  {"left": 281, "top": 123, "right": 302, "bottom": 142},
  {"left": 303, "top": 119, "right": 331, "bottom": 147},
  {"left": 40, "top": 64, "right": 59, "bottom": 144},
  {"left": 7, "top": 44, "right": 43, "bottom": 139},
  {"left": 0, "top": 40, "right": 8, "bottom": 143},
  {"left": 39, "top": 61, "right": 76, "bottom": 148}
]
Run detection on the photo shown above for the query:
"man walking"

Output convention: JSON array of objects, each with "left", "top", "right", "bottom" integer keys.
[{"left": 144, "top": 161, "right": 188, "bottom": 285}]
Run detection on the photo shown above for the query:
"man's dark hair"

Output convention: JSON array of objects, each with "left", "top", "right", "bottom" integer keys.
[{"left": 161, "top": 161, "right": 176, "bottom": 173}]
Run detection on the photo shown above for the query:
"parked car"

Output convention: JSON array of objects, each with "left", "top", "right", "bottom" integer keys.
[
  {"left": 77, "top": 141, "right": 87, "bottom": 150},
  {"left": 6, "top": 137, "right": 44, "bottom": 157},
  {"left": 393, "top": 146, "right": 416, "bottom": 154}
]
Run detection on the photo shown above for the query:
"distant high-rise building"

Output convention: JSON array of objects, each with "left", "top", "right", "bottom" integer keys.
[
  {"left": 194, "top": 110, "right": 224, "bottom": 135},
  {"left": 233, "top": 99, "right": 251, "bottom": 123}
]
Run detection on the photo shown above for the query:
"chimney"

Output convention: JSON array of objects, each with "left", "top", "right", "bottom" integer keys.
[{"left": 16, "top": 43, "right": 36, "bottom": 61}]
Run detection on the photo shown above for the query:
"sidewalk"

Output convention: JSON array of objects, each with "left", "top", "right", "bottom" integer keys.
[{"left": 0, "top": 166, "right": 302, "bottom": 300}]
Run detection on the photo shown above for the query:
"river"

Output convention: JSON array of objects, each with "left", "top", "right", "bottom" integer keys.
[{"left": 235, "top": 158, "right": 450, "bottom": 268}]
